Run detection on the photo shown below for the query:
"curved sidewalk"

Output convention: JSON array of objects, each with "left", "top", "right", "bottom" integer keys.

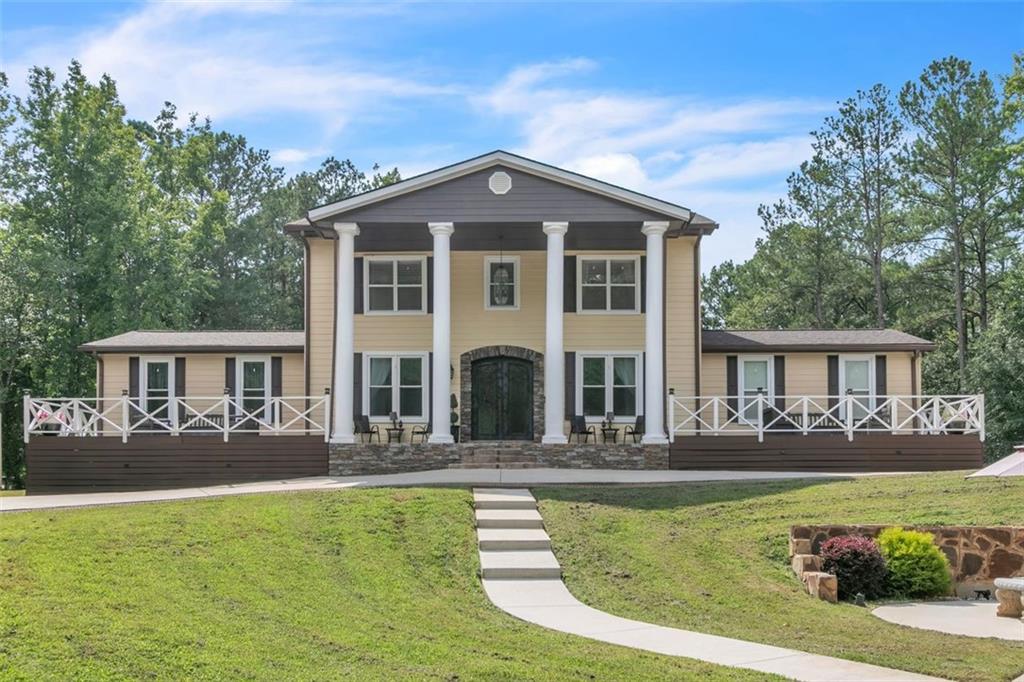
[
  {"left": 475, "top": 488, "right": 941, "bottom": 682},
  {"left": 0, "top": 467, "right": 893, "bottom": 512}
]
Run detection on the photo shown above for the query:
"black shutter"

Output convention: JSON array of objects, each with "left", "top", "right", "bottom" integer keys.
[
  {"left": 726, "top": 355, "right": 738, "bottom": 415},
  {"left": 773, "top": 356, "right": 785, "bottom": 411},
  {"left": 225, "top": 357, "right": 237, "bottom": 418},
  {"left": 271, "top": 356, "right": 283, "bottom": 426},
  {"left": 427, "top": 257, "right": 434, "bottom": 314},
  {"left": 827, "top": 355, "right": 839, "bottom": 410},
  {"left": 128, "top": 356, "right": 141, "bottom": 420},
  {"left": 875, "top": 355, "right": 887, "bottom": 399},
  {"left": 175, "top": 357, "right": 187, "bottom": 424},
  {"left": 563, "top": 255, "right": 576, "bottom": 312},
  {"left": 353, "top": 257, "right": 364, "bottom": 314},
  {"left": 428, "top": 352, "right": 434, "bottom": 429},
  {"left": 640, "top": 256, "right": 647, "bottom": 313},
  {"left": 564, "top": 351, "right": 576, "bottom": 419},
  {"left": 353, "top": 352, "right": 363, "bottom": 421},
  {"left": 129, "top": 356, "right": 140, "bottom": 398}
]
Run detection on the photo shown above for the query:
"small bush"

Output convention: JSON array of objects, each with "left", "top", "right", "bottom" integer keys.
[
  {"left": 820, "top": 535, "right": 888, "bottom": 600},
  {"left": 877, "top": 527, "right": 952, "bottom": 598}
]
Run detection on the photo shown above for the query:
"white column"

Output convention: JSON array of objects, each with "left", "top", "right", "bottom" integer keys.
[
  {"left": 331, "top": 222, "right": 360, "bottom": 444},
  {"left": 642, "top": 221, "right": 669, "bottom": 444},
  {"left": 542, "top": 221, "right": 569, "bottom": 444},
  {"left": 428, "top": 222, "right": 455, "bottom": 444}
]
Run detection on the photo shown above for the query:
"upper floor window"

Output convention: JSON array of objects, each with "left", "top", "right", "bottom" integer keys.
[
  {"left": 484, "top": 255, "right": 519, "bottom": 310},
  {"left": 577, "top": 256, "right": 640, "bottom": 313},
  {"left": 365, "top": 256, "right": 426, "bottom": 314}
]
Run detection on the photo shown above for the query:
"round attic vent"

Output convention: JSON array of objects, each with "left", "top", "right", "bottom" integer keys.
[{"left": 488, "top": 171, "right": 512, "bottom": 195}]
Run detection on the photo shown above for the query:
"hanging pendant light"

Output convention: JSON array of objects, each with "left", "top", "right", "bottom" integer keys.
[{"left": 493, "top": 234, "right": 512, "bottom": 306}]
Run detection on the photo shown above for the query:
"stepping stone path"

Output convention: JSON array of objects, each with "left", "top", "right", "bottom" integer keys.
[{"left": 473, "top": 488, "right": 941, "bottom": 682}]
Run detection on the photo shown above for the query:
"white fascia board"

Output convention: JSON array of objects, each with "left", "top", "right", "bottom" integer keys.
[{"left": 306, "top": 151, "right": 693, "bottom": 223}]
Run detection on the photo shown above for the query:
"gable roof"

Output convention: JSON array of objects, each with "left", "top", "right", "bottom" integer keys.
[
  {"left": 701, "top": 329, "right": 935, "bottom": 353},
  {"left": 79, "top": 330, "right": 305, "bottom": 353},
  {"left": 305, "top": 150, "right": 710, "bottom": 228}
]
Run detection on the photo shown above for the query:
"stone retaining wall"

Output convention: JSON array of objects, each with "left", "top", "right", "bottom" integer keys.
[
  {"left": 329, "top": 442, "right": 670, "bottom": 476},
  {"left": 790, "top": 524, "right": 1024, "bottom": 598}
]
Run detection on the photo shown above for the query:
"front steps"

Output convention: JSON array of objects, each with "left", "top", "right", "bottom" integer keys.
[
  {"left": 474, "top": 487, "right": 561, "bottom": 579},
  {"left": 449, "top": 444, "right": 538, "bottom": 469}
]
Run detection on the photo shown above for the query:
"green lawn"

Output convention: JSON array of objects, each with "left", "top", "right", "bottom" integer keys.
[
  {"left": 536, "top": 473, "right": 1024, "bottom": 682},
  {"left": 0, "top": 488, "right": 767, "bottom": 681},
  {"left": 0, "top": 490, "right": 25, "bottom": 497}
]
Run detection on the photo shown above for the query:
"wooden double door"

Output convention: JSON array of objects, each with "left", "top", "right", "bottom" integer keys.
[{"left": 471, "top": 357, "right": 533, "bottom": 441}]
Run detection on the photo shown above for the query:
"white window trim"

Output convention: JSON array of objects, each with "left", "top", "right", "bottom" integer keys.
[
  {"left": 235, "top": 355, "right": 271, "bottom": 420},
  {"left": 140, "top": 356, "right": 175, "bottom": 422},
  {"left": 576, "top": 255, "right": 642, "bottom": 315},
  {"left": 839, "top": 354, "right": 876, "bottom": 417},
  {"left": 483, "top": 255, "right": 520, "bottom": 311},
  {"left": 362, "top": 351, "right": 430, "bottom": 423},
  {"left": 737, "top": 355, "right": 774, "bottom": 425},
  {"left": 363, "top": 255, "right": 428, "bottom": 316},
  {"left": 574, "top": 351, "right": 644, "bottom": 423}
]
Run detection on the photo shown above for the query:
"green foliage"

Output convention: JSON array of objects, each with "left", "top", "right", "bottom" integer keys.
[
  {"left": 0, "top": 63, "right": 398, "bottom": 488},
  {"left": 877, "top": 527, "right": 952, "bottom": 598}
]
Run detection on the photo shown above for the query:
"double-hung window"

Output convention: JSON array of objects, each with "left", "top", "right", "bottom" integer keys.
[
  {"left": 738, "top": 356, "right": 772, "bottom": 423},
  {"left": 577, "top": 353, "right": 641, "bottom": 420},
  {"left": 365, "top": 256, "right": 427, "bottom": 314},
  {"left": 484, "top": 255, "right": 519, "bottom": 310},
  {"left": 578, "top": 256, "right": 640, "bottom": 313},
  {"left": 365, "top": 354, "right": 428, "bottom": 421},
  {"left": 839, "top": 355, "right": 875, "bottom": 421}
]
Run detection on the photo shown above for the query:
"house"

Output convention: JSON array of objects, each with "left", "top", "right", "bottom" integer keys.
[{"left": 24, "top": 151, "right": 984, "bottom": 492}]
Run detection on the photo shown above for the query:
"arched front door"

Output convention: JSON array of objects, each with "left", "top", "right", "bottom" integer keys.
[{"left": 471, "top": 357, "right": 533, "bottom": 441}]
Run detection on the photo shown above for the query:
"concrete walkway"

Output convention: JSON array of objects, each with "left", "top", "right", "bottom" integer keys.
[
  {"left": 873, "top": 601, "right": 1024, "bottom": 641},
  {"left": 474, "top": 487, "right": 941, "bottom": 682},
  {"left": 0, "top": 468, "right": 887, "bottom": 512}
]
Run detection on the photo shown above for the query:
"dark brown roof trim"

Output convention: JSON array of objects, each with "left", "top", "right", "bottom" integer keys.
[{"left": 701, "top": 343, "right": 935, "bottom": 353}]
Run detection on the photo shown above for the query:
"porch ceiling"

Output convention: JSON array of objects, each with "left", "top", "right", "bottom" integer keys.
[{"left": 287, "top": 221, "right": 700, "bottom": 251}]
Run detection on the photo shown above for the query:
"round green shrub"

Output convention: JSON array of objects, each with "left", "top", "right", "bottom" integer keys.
[{"left": 877, "top": 527, "right": 952, "bottom": 598}]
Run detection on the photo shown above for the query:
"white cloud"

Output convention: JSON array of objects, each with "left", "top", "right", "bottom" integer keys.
[
  {"left": 271, "top": 146, "right": 328, "bottom": 165},
  {"left": 6, "top": 1, "right": 457, "bottom": 129}
]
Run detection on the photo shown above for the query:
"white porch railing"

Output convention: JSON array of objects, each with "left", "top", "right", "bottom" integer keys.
[
  {"left": 23, "top": 390, "right": 332, "bottom": 443},
  {"left": 667, "top": 392, "right": 984, "bottom": 443}
]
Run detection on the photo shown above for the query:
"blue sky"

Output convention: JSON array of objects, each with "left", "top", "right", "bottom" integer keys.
[{"left": 2, "top": 1, "right": 1021, "bottom": 269}]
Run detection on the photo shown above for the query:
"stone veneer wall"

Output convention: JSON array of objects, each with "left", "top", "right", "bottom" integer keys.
[
  {"left": 790, "top": 524, "right": 1024, "bottom": 598},
  {"left": 329, "top": 442, "right": 669, "bottom": 476}
]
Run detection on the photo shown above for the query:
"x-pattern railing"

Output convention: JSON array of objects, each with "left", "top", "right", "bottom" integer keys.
[
  {"left": 24, "top": 391, "right": 332, "bottom": 443},
  {"left": 667, "top": 393, "right": 984, "bottom": 443}
]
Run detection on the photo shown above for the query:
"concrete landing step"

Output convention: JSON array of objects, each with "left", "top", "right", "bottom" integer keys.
[
  {"left": 479, "top": 550, "right": 562, "bottom": 579},
  {"left": 450, "top": 462, "right": 538, "bottom": 470},
  {"left": 473, "top": 489, "right": 537, "bottom": 510},
  {"left": 478, "top": 527, "right": 551, "bottom": 550},
  {"left": 475, "top": 508, "right": 544, "bottom": 529}
]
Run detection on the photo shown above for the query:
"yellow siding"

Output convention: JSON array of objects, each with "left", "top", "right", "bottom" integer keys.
[
  {"left": 665, "top": 237, "right": 697, "bottom": 397},
  {"left": 308, "top": 238, "right": 335, "bottom": 395}
]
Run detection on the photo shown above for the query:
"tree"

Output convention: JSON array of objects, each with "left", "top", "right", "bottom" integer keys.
[
  {"left": 900, "top": 57, "right": 1022, "bottom": 389},
  {"left": 812, "top": 84, "right": 912, "bottom": 327}
]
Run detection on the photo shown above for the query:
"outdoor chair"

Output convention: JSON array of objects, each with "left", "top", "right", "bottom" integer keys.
[
  {"left": 354, "top": 415, "right": 381, "bottom": 443},
  {"left": 624, "top": 415, "right": 645, "bottom": 443},
  {"left": 411, "top": 422, "right": 430, "bottom": 444},
  {"left": 570, "top": 415, "right": 596, "bottom": 443}
]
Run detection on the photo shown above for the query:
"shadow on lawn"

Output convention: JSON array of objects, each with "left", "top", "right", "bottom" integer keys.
[{"left": 532, "top": 476, "right": 843, "bottom": 512}]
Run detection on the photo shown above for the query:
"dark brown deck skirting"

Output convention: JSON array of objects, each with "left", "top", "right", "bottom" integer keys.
[
  {"left": 26, "top": 435, "right": 328, "bottom": 494},
  {"left": 669, "top": 434, "right": 983, "bottom": 472}
]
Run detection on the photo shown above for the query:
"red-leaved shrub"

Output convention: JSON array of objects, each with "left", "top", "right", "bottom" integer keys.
[{"left": 819, "top": 535, "right": 888, "bottom": 600}]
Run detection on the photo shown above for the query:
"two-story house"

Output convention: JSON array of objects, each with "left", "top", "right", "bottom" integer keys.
[{"left": 24, "top": 151, "right": 984, "bottom": 492}]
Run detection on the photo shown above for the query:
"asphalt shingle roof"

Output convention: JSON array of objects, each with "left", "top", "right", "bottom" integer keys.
[
  {"left": 701, "top": 329, "right": 935, "bottom": 352},
  {"left": 79, "top": 330, "right": 304, "bottom": 353}
]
